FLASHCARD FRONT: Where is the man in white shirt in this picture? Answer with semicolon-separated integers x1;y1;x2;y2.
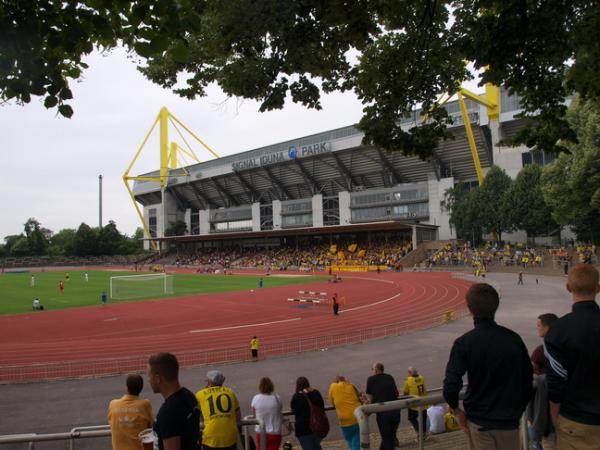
427;405;445;434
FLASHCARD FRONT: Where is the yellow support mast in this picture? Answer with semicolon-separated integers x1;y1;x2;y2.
123;107;219;252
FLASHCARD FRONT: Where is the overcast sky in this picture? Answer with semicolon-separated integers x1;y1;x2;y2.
0;48;367;239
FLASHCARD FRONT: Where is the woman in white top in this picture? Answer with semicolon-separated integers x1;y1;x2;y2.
251;377;283;450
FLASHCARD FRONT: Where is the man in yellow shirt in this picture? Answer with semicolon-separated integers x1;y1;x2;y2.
328;375;362;450
107;374;153;450
250;336;259;361
403;367;428;441
196;370;241;450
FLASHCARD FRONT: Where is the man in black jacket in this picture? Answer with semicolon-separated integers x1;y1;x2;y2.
443;283;533;449
544;264;600;449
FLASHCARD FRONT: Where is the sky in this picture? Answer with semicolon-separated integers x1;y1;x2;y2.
0;48;367;239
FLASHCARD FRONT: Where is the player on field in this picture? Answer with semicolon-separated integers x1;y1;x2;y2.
58;280;65;294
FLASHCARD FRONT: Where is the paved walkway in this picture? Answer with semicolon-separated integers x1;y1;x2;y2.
0;272;572;449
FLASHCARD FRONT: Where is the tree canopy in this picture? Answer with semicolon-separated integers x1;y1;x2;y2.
0;218;144;257
2;0;599;158
542;97;600;241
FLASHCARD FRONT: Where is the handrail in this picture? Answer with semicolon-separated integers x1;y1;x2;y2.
354;389;529;450
0;418;267;449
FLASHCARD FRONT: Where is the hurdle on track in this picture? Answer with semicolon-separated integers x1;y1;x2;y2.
287;290;329;304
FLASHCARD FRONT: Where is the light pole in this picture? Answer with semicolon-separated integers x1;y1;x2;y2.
99;174;103;228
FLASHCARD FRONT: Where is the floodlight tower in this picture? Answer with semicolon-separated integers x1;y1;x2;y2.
99;174;103;228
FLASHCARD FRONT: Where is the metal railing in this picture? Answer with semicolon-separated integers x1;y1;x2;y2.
0;304;469;383
0;419;267;450
354;389;529;450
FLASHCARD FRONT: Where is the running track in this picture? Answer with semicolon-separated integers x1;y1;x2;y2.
0;272;472;382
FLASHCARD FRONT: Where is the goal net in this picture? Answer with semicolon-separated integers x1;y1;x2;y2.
110;273;174;299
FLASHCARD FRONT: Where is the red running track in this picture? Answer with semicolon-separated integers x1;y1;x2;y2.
0;272;472;382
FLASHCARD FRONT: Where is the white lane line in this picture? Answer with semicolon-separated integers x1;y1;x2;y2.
189;317;301;333
341;292;403;313
104;317;119;322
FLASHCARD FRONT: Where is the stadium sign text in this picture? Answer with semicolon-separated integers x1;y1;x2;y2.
231;142;329;171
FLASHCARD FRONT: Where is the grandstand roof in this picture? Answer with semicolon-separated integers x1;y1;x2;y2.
155;220;437;242
133;91;527;210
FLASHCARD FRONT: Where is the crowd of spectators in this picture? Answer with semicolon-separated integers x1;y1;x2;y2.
163;240;413;272
427;241;599;272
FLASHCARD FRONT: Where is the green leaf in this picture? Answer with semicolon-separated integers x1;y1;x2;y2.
171;42;190;63
150;35;170;53
44;96;58;108
58;104;74;118
134;41;155;58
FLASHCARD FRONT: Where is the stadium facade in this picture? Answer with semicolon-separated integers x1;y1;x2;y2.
132;88;547;251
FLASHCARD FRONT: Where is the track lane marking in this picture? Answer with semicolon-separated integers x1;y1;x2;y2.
189;317;301;333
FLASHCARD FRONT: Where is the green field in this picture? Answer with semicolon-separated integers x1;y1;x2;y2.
0;270;326;315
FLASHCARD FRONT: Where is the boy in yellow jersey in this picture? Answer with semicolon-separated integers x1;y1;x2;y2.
403;367;428;441
250;336;259;361
196;370;241;450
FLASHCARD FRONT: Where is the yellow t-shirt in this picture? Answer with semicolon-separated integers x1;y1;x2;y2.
403;375;427;411
250;338;259;350
107;394;153;450
196;386;240;447
328;381;361;427
444;411;461;431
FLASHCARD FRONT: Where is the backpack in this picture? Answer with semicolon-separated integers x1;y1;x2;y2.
304;394;329;439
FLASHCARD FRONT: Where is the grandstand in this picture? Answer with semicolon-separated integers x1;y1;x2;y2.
132;88;550;255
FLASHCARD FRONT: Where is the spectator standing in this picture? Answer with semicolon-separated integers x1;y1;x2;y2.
291;376;325;450
443;283;533;450
528;313;558;450
251;377;283;450
531;314;558;376
196;370;241;450
365;362;400;450
250;336;259;361
107;374;153;450
328;375;362;450
147;352;200;450
403;367;428;440
544;264;600;449
518;272;524;285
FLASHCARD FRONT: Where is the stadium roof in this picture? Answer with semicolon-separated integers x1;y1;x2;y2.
155;220;438;243
133;91;528;210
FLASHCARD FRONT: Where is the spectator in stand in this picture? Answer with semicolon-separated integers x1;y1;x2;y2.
403;367;428;441
291;376;325;450
544;264;600;449
528;313;558;450
196;370;241;450
365;362;400;450
328;375;362;450
108;374;153;450
443;283;533;450
147;352;200;450
251;377;283;450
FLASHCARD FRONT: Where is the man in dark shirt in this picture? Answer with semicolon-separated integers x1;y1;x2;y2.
443;283;533;450
531;313;558;375
148;352;201;450
366;362;400;450
544;264;600;449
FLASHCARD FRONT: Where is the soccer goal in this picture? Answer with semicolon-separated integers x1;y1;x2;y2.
109;273;174;300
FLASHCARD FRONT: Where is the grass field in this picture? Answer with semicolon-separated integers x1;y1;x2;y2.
0;270;327;315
